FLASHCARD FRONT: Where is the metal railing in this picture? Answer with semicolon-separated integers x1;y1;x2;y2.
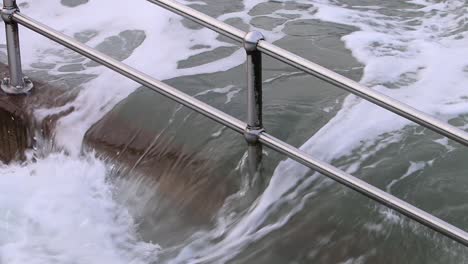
2;0;468;247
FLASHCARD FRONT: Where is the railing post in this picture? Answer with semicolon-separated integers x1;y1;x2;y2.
243;31;264;178
1;0;32;94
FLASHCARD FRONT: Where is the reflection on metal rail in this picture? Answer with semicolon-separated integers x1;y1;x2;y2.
2;0;468;247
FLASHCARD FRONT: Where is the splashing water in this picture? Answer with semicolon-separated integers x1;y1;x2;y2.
1;0;468;263
0;152;160;264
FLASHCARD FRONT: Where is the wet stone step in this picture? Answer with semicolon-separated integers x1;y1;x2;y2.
0;64;93;163
0;94;30;163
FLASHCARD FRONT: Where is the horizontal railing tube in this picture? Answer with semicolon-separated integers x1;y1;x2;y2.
146;0;468;148
257;41;468;147
259;133;468;246
11;13;245;135
147;0;245;43
11;12;468;247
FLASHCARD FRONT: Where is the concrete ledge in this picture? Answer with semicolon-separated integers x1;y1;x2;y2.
0;63;85;163
83;86;243;226
0;92;30;163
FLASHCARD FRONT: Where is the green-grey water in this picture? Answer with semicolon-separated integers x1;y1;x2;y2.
1;0;468;263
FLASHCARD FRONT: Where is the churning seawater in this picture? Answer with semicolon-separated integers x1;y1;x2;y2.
1;0;468;263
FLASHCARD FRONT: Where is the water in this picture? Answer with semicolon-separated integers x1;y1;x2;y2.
1;0;468;263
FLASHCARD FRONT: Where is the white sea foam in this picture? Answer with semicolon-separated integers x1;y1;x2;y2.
258;0;468;244
194;84;241;104
0;153;160;264
270;0;468;188
0;0;248;262
1;0;247;154
169;0;468;261
386;160;429;193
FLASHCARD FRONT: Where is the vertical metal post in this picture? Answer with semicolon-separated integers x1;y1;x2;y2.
1;0;33;94
243;31;264;179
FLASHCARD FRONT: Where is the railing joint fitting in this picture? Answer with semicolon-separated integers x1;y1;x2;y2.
1;76;33;95
243;31;264;53
1;7;18;24
244;126;265;145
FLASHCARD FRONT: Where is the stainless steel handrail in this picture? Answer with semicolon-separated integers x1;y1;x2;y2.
10;11;468;246
11;13;246;134
0;0;32;93
147;0;468;147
